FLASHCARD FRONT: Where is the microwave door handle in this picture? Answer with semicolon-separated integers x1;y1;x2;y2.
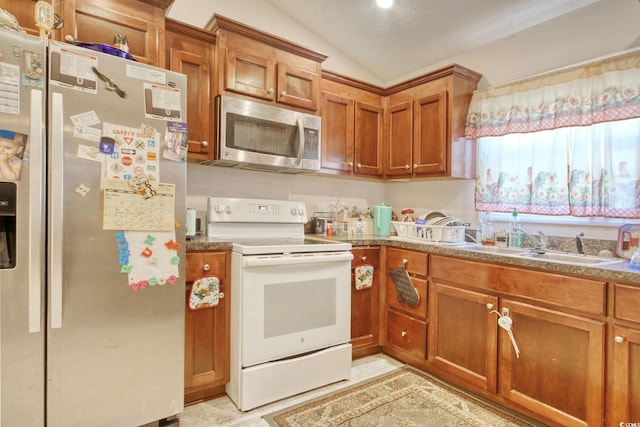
295;117;304;165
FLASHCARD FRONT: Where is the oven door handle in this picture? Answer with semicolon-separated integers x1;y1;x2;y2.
242;252;353;267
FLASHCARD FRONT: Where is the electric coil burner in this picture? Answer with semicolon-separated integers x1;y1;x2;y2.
207;198;353;411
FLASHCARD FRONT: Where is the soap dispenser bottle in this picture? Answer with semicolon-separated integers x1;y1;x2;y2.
508;209;522;248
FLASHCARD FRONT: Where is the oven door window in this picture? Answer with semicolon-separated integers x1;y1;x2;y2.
240;257;350;367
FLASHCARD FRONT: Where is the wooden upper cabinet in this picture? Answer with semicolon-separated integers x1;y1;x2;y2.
0;0;43;36
165;19;216;161
386;101;413;176
385;65;481;179
55;0;171;66
320;72;384;177
208;14;326;112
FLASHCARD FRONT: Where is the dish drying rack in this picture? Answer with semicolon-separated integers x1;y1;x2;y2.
392;216;466;243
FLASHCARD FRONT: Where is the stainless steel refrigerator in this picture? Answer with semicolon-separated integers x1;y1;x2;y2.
0;29;186;427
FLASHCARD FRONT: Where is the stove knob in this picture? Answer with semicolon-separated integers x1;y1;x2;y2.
215;205;224;214
224;205;232;214
290;207;298;215
297;207;305;215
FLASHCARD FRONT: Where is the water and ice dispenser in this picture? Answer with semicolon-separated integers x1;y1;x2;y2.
0;182;16;269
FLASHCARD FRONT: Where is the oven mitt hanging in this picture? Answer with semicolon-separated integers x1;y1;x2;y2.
388;267;420;307
189;276;221;310
354;264;374;290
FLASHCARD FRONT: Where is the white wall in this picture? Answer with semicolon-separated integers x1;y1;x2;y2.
175;0;639;241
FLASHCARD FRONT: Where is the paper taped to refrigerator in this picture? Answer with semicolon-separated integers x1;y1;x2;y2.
102;122;160;182
103;178;175;230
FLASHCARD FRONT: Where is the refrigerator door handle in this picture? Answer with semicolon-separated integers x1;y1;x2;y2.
50;92;64;329
29;89;44;333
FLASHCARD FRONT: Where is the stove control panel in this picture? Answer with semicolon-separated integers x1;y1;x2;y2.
208;197;307;224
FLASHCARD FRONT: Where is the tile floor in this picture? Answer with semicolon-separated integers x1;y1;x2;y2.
178;353;404;427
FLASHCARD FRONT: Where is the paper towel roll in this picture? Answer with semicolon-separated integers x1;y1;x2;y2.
186;208;196;238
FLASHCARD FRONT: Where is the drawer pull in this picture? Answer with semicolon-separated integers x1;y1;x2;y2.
402;258;408;265
401;330;407;337
486;303;494;310
203;263;210;271
615;335;625;344
361;256;367;262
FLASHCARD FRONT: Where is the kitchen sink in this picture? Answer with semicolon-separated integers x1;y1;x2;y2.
460;244;623;267
459;244;529;256
522;250;623;266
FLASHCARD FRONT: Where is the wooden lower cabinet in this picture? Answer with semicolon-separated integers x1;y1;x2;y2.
610;283;640;424
184;251;230;405
428;283;498;393
499;300;605;427
428;254;607;427
384;247;428;364
350;247;381;359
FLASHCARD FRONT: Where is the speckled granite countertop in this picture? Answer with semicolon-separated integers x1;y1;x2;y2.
186;234;640;284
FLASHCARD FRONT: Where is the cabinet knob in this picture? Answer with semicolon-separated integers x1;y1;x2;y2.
348;161;353;167
404;164;410;170
203;264;210;271
281;90;287;96
361;256;367;262
356;163;362;169
486;303;494;310
268;88;274;94
201;140;208;147
615;335;625;344
402;258;408;265
413;164;418;169
401;331;407;337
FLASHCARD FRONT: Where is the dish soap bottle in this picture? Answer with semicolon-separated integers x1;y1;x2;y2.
508;208;522;248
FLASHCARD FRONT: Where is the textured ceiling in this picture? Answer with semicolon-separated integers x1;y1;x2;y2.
262;0;600;82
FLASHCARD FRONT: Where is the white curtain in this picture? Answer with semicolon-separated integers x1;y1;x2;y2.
466;49;640;218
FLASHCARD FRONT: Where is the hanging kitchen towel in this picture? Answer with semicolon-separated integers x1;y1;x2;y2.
388;267;420;307
188;276;221;310
354;264;374;290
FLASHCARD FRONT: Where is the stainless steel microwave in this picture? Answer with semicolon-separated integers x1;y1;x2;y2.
204;95;321;173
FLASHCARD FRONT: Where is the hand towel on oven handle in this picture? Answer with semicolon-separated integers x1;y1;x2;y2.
388;267;420;308
188;276;223;310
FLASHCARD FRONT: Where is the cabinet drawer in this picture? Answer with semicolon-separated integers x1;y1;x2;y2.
615;283;640;324
430;255;606;316
351;247;380;268
388;247;427;276
386;309;426;360
386;276;427;319
186;252;227;283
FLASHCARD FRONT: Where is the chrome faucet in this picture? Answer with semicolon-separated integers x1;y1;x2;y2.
576;232;585;254
514;228;546;250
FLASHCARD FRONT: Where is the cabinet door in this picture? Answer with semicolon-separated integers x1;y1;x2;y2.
350;247;380;359
354;102;383;176
499;299;605;427
225;49;276;101
277;64;319;110
184;252;230;404
321;92;354;172
386;101;413;177
611;326;640;424
413;92;447;175
428;282;498;393
58;0;167;66
0;0;41;36
166;22;215;161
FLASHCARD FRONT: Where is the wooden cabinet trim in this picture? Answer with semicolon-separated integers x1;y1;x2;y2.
614;283;640;324
207;14;328;63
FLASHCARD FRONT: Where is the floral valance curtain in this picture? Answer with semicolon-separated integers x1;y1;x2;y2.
465;49;640;218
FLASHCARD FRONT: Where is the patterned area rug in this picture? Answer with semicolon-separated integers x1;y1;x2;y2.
263;366;542;427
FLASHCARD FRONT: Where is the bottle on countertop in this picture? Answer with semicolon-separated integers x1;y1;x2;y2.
479;212;495;246
508;208;522;248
